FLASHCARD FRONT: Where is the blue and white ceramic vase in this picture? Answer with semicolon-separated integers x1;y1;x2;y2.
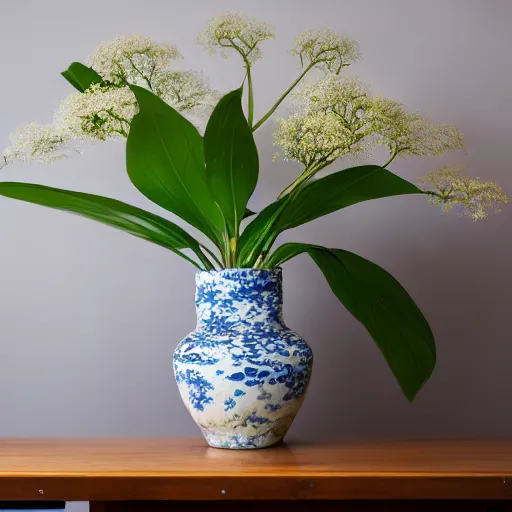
173;268;313;449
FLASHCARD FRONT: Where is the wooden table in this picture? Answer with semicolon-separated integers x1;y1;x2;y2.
1;438;512;511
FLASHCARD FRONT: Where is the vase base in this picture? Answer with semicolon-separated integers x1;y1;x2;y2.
202;429;285;450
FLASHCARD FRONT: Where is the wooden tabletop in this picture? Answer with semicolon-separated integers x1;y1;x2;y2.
1;438;512;501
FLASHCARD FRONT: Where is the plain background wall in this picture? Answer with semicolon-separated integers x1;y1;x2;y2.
1;0;511;508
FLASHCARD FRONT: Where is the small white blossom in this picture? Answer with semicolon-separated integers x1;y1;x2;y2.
291;29;360;74
87;35;181;86
197;12;275;63
55;84;137;141
1;122;68;166
420;166;508;221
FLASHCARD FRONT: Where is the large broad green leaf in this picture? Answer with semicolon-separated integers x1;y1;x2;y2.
239;165;423;267
267;242;436;401
279;165;422;229
204;88;259;238
61;62;103;92
0;182;212;269
126;85;226;247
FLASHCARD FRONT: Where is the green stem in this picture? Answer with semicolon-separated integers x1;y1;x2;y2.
251;191;300;269
382;146;407;169
278;167;315;199
252;62;314;132
250;170;318;269
221;233;231;268
277;159;330;199
127;56;153;91
244;60;254;129
382;152;397;168
229;236;238;268
107;110;131;125
425;187;454;201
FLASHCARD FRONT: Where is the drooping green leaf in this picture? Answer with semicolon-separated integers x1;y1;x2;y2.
0;182;212;269
266;242;436;401
204;88;259;238
265;241;322;267
126;85;226;247
61;62;103;92
239;165;424;267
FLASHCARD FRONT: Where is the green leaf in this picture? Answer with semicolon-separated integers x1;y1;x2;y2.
279;165;423;229
126;85;226;247
265;241;322;268
243;208;256;219
0;182;211;269
266;242;436;401
61;62;103;92
239;165;423;267
238;200;283;266
204;88;259;238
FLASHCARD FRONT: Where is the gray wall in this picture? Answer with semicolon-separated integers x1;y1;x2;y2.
1;0;511;468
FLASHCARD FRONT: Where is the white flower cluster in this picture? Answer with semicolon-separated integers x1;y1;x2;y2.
296;75;376;140
420;166;508;221
197;12;275;63
87;35;181;86
274;110;361;168
154;70;216;112
274;74;465;171
295;75;370;112
291;29;361;74
1;34;220;165
274;75;375;168
371;96;465;160
1;122;68;167
55;83;137;140
182;90;223;134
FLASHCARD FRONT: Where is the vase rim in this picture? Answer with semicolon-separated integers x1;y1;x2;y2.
197;267;282;276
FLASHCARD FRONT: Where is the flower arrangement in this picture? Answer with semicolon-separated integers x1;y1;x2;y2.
0;13;507;401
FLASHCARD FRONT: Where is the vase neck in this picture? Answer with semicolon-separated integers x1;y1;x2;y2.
195;269;283;331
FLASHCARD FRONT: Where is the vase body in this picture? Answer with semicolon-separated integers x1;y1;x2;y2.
173;268;313;449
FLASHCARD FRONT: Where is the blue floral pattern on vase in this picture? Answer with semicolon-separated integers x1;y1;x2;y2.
173;268;313;449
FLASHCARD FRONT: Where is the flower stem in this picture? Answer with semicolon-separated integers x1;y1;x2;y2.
382;149;399;169
252;63;314;132
244;60;254;129
277;162;324;199
278;170;312;199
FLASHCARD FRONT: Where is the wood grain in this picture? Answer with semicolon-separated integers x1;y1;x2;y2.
1;438;512;501
90;500;512;512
